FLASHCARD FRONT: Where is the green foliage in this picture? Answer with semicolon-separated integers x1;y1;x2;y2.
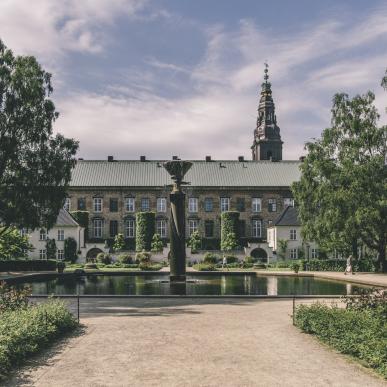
203;252;219;264
290;261;300;273
138;262;162;271
221;212;240;250
292;89;387;271
64;237;77;263
188;231;201;253
45;238;57;260
225;255;238;264
244;256;253;264
305;259;375;272
0;298;77;378
135;212;155;252
0;282;30;313
113;233;125;252
0;227;32;260
0;260;57;271
84;263;98;269
151;233;164;253
56;261;66;273
117;254;133;264
96;253;111;265
135;251;152;264
193;263;217;271
277;239;288;260
295;298;387;378
0;39;78;232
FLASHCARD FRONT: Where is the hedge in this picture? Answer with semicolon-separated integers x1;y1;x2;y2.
0;260;57;272
0;299;77;378
220;211;240;249
295;303;387;378
305;259;375;272
136;212;155;252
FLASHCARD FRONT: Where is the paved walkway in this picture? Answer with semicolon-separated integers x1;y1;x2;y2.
5;298;385;387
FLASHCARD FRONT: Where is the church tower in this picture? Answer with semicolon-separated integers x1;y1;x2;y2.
251;64;283;161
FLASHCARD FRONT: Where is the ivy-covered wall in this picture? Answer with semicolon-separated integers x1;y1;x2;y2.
136;212;155;251
221;211;240;248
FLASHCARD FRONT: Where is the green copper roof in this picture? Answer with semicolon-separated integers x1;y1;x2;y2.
69;160;301;188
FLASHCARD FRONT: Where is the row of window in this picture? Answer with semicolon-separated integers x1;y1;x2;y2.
39;229;65;241
64;197;295;213
288;248;319;259
92;219;264;239
39;249;64;260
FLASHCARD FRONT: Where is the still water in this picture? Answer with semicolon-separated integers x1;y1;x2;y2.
22;274;366;296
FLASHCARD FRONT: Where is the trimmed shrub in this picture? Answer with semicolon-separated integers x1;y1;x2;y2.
113;233;125;252
203;252;219;264
45;238;57;260
136;212;155;252
221;211;240;250
117;254;133;264
193;263;217;271
139;263;162;271
96;253;111;265
0;298;77;378
188;231;201;253
151;233;164;253
0;260;57;272
64;237;77;263
135;251;152;264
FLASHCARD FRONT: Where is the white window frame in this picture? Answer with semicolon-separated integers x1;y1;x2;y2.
188;198;198;213
39;249;47;259
156;219;167;238
57;229;64;241
64;198;71;212
157;198;167;213
252;198;262;213
125;219;135;238
290;229;297;240
125;197;135;212
93;197;103;213
57;249;64;260
39;229;47;241
284;198;294;207
252;219;262;238
311;248;319;259
290;248;298;259
268;198;277;212
141;198;150;212
93;219;103;238
220;197;230;212
188;219;198;236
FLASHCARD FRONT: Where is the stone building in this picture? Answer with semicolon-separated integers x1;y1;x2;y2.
64;67;302;260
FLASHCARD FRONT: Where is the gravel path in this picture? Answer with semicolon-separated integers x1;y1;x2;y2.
5;298;386;387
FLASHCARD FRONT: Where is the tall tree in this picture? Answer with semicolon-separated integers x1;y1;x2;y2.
292;86;387;272
0;39;78;234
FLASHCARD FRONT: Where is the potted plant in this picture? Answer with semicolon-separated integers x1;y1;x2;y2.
57;261;66;274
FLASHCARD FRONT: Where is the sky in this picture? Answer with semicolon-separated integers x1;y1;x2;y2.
1;0;386;161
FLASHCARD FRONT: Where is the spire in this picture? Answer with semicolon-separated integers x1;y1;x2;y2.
251;63;283;161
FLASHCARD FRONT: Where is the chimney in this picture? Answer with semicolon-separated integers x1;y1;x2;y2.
205;156;212;162
172;156;179;160
140;155;146;162
238;156;244;162
107;155;114;162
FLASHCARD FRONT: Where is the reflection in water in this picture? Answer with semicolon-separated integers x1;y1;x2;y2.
21;274;367;296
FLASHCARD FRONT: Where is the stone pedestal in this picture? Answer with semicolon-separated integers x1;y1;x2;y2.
169;190;186;282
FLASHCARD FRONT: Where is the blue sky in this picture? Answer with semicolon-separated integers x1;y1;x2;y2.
1;0;386;160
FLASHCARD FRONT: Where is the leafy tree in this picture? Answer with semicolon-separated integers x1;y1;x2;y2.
221;232;238;252
0;227;32;260
113;233;125;252
292;88;387;272
151;233;164;253
187;231;201;253
45;238;57;260
64;237;77;263
277;239;288;260
0;39;78;234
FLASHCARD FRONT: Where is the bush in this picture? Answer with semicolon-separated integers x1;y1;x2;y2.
244;256;254;264
64;237;77;263
295;301;387;378
0;298;77;378
84;263;98;269
0;282;30;313
135;251;152;264
225;255;238;264
45;238;57;260
0;259;57;271
96;253;111;265
118;254;133;264
274;260;292;268
203;252;219;264
193;263;217;271
188;231;201;253
151;233;164;253
135;212;155;252
291;262;300;273
113;233;125;252
139;263;162;271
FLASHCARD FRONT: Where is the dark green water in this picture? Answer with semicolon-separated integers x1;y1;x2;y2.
22;274;366;296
